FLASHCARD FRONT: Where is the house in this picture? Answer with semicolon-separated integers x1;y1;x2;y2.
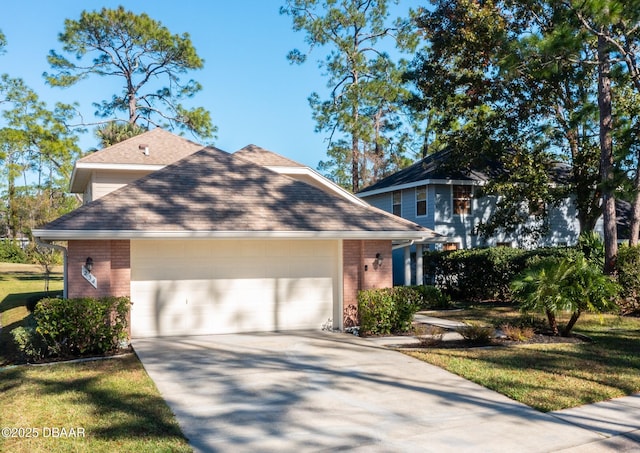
357;149;581;285
33;129;442;337
69;128;205;204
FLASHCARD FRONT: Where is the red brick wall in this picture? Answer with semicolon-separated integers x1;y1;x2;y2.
342;239;392;327
67;240;130;299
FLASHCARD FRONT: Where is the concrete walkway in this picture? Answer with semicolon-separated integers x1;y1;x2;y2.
133;331;640;452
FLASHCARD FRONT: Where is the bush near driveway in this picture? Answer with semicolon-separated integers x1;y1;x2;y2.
32;296;131;360
358;287;422;335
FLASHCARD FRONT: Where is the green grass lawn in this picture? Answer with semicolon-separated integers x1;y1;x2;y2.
408;303;640;412
0;263;191;452
0;263;63;365
0;355;191;453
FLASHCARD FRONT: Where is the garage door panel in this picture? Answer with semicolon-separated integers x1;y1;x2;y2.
131;240;339;337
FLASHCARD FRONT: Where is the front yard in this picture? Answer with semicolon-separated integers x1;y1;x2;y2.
406;303;640;412
0;264;191;452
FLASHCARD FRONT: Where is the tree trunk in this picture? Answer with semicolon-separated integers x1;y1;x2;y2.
546;309;559;336
629;168;640;246
598;33;617;274
351;100;360;193
563;309;581;337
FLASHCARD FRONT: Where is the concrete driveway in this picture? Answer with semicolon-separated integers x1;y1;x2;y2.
133;331;640;452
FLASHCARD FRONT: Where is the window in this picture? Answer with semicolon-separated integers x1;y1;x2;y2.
496;242;512;248
416;186;427;217
443;242;459;251
453;185;472;215
529;199;545;216
392;190;402;216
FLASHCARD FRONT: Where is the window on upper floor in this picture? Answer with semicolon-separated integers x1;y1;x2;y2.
416;185;427;217
453;185;472;215
393;190;402;216
443;242;459;251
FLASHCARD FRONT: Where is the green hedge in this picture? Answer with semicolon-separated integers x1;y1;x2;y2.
424;246;579;301
34;296;131;358
358;287;422;336
615;245;640;315
0;240;27;263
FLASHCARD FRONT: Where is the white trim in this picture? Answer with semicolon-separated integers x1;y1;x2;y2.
33;229;445;241
358;178;483;198
266;165;369;207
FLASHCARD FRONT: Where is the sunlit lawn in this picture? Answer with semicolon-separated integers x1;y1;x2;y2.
0;263;63;365
0;263;191;452
407;304;640;412
0;355;191;453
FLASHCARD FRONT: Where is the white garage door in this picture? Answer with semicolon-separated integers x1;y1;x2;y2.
130;239;340;337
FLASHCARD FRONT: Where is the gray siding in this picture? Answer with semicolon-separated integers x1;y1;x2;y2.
360;183;581;250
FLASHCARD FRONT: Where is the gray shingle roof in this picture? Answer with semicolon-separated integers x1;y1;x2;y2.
234;144;305;167
39;145;439;239
359;148;573;194
78;128;205;165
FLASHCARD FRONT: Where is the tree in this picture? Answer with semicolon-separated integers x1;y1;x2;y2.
281;0;417;192
511;254;619;336
95;122;147;148
45;6;215;141
0;75;79;239
404;1;600;243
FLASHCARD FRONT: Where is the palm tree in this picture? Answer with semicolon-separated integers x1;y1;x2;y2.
511;255;619;336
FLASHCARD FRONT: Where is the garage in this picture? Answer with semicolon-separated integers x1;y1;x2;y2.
130;239;341;337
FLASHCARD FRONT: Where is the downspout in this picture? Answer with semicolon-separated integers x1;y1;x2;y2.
35;238;68;299
392;240;414;251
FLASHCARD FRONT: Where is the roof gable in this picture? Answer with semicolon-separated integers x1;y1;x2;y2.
78;128;206;165
70;128;209;193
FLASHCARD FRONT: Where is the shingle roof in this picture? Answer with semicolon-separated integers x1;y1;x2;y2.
39;145;439;239
358;148;572;194
78;128;205;165
234;144;305;167
358;149;489;194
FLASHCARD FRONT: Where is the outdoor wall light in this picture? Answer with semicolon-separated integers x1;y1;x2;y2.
85;257;94;273
375;253;383;267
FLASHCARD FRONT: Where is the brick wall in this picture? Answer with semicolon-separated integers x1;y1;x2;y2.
342;239;392;327
67;240;130;299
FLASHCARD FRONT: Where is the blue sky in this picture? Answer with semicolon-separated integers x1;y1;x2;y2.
1;0;421;170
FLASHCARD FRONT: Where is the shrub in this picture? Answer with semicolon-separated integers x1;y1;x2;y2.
358;287;422;336
12;322;48;362
511;255;619;336
424;246;576;301
0;240;27;263
412;285;451;309
455;321;495;345
500;323;535;342
615;245;640;316
35;296;131;358
414;324;445;347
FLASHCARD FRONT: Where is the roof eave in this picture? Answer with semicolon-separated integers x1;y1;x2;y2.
33;229;445;242
358;179;485;198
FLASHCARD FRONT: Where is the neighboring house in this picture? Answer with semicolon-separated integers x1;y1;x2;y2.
34;129;442;338
357;149;581;285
